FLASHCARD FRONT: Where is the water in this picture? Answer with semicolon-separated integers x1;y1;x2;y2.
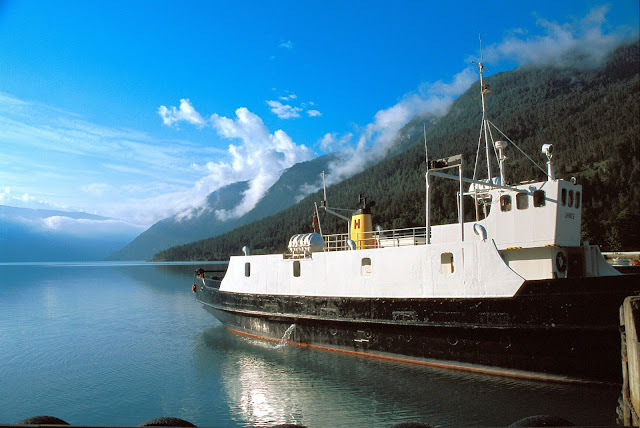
0;262;621;427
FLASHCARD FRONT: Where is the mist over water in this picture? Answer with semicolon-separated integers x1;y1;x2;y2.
0;262;620;427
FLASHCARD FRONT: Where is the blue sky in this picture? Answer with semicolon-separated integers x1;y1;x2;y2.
0;1;638;231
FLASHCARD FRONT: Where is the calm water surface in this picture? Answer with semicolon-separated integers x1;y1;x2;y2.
0;262;620;427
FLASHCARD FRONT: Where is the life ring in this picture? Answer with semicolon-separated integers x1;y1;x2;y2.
556;252;567;272
191;284;197;293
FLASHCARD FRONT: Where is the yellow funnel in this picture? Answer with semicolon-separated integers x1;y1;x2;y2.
350;194;376;249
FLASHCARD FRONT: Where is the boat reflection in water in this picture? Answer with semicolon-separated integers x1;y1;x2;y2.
197;325;620;427
223;353;306;426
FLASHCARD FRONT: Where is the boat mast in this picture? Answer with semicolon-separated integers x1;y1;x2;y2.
320;171;351;233
425;124;431;244
476;35;493;182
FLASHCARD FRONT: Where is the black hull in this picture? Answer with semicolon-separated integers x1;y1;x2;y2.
196;275;640;383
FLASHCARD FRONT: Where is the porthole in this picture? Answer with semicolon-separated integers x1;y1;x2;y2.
361;258;372;276
440;252;454;275
293;260;301;277
244;262;251;277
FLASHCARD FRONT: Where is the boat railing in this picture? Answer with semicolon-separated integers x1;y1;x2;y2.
323;227;428;251
283;249;313;259
194;266;227;286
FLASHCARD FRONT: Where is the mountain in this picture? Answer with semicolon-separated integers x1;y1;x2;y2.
151;42;640;261
107;153;338;260
0;205;143;262
106;181;249;260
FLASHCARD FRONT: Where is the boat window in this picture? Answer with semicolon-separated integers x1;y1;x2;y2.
244;262;251;277
561;188;566;206
575;191;581;209
361;258;372;276
516;192;528;210
440;252;454;275
293;260;301;277
483;201;491;217
500;195;512;212
533;190;545;207
568;190;574;207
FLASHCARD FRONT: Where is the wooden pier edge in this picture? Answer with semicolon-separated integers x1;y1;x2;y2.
619;295;640;426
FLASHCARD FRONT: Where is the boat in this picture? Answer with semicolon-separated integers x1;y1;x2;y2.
192;56;640;384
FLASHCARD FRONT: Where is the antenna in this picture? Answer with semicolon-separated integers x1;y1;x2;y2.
471;33;493;182
424;122;428;166
313;202;323;236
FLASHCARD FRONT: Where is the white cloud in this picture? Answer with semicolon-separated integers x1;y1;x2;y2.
0;206;145;239
205;107;314;218
266;100;303;119
426;67;478;97
39;216;145;238
326;67;477;183
81;183;111;196
279;40;294;50
17;192;36;203
152;103;314;222
267;96;321;119
483;6;636;68
279;94;297;101
319;132;353;152
0;187;70;211
158;98;206;127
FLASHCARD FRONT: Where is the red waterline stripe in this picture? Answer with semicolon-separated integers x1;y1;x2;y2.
225;327;601;385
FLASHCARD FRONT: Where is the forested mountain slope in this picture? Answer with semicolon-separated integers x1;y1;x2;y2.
153;42;640;261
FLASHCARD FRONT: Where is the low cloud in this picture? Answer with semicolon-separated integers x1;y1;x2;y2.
39;216;145;238
0;208;145;239
483;6;637;69
319;132;353;152
326;67;477;183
